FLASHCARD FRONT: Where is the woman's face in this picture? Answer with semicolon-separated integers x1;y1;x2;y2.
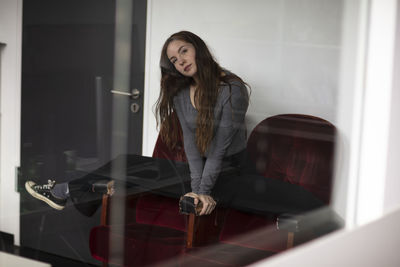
166;40;198;78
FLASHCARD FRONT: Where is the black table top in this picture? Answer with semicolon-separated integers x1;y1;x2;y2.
78;154;326;215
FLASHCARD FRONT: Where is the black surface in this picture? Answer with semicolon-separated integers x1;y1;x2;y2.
0;231;14;254
15;246;99;267
2;223;98;266
20;0;147;265
213;173;325;215
20;192;103;265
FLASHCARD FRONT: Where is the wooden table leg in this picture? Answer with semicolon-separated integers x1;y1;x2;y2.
186;213;195;248
287;232;294;248
101;194;109;226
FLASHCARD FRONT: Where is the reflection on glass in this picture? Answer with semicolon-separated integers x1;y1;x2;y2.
19;0;345;266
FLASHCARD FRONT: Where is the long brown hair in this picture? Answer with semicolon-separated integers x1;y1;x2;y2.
155;31;249;155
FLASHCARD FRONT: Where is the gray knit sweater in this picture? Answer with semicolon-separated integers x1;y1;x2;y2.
173;80;249;195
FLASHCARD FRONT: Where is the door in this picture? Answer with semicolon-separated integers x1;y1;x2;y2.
20;0;147;264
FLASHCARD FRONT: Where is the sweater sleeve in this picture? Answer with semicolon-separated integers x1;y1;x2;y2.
198;83;249;195
173;96;204;193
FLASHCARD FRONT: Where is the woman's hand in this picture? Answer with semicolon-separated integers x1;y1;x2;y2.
184;192;199;199
197;194;217;215
183;192;216;215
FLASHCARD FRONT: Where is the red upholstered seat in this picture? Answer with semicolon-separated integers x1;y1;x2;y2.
152;112;187;163
135;194;186;232
246;114;335;203
89;191;188;266
90;223;185;266
219;114;336;251
219;209;287;252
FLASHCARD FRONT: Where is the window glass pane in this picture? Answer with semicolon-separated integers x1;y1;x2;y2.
19;0;363;266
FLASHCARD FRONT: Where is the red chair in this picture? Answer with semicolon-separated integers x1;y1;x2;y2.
218;114;336;251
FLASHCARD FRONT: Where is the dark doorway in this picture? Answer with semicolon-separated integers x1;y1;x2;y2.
20;0;147;264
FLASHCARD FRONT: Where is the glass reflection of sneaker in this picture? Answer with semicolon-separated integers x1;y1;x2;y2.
25;180;67;210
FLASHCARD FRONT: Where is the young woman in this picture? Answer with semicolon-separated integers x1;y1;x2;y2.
25;31;249;216
156;31;250;215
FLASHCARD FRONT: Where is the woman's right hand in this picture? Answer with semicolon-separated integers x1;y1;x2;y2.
197;194;217;215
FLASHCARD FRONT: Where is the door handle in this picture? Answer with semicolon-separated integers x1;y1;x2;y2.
111;88;140;99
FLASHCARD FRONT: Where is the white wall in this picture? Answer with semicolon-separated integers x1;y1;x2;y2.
384;0;400;214
143;0;400;229
332;0;399;227
143;0;343;156
331;0;370;227
355;0;398;225
0;0;22;244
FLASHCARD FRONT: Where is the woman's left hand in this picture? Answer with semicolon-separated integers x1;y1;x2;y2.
197;194;217;215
